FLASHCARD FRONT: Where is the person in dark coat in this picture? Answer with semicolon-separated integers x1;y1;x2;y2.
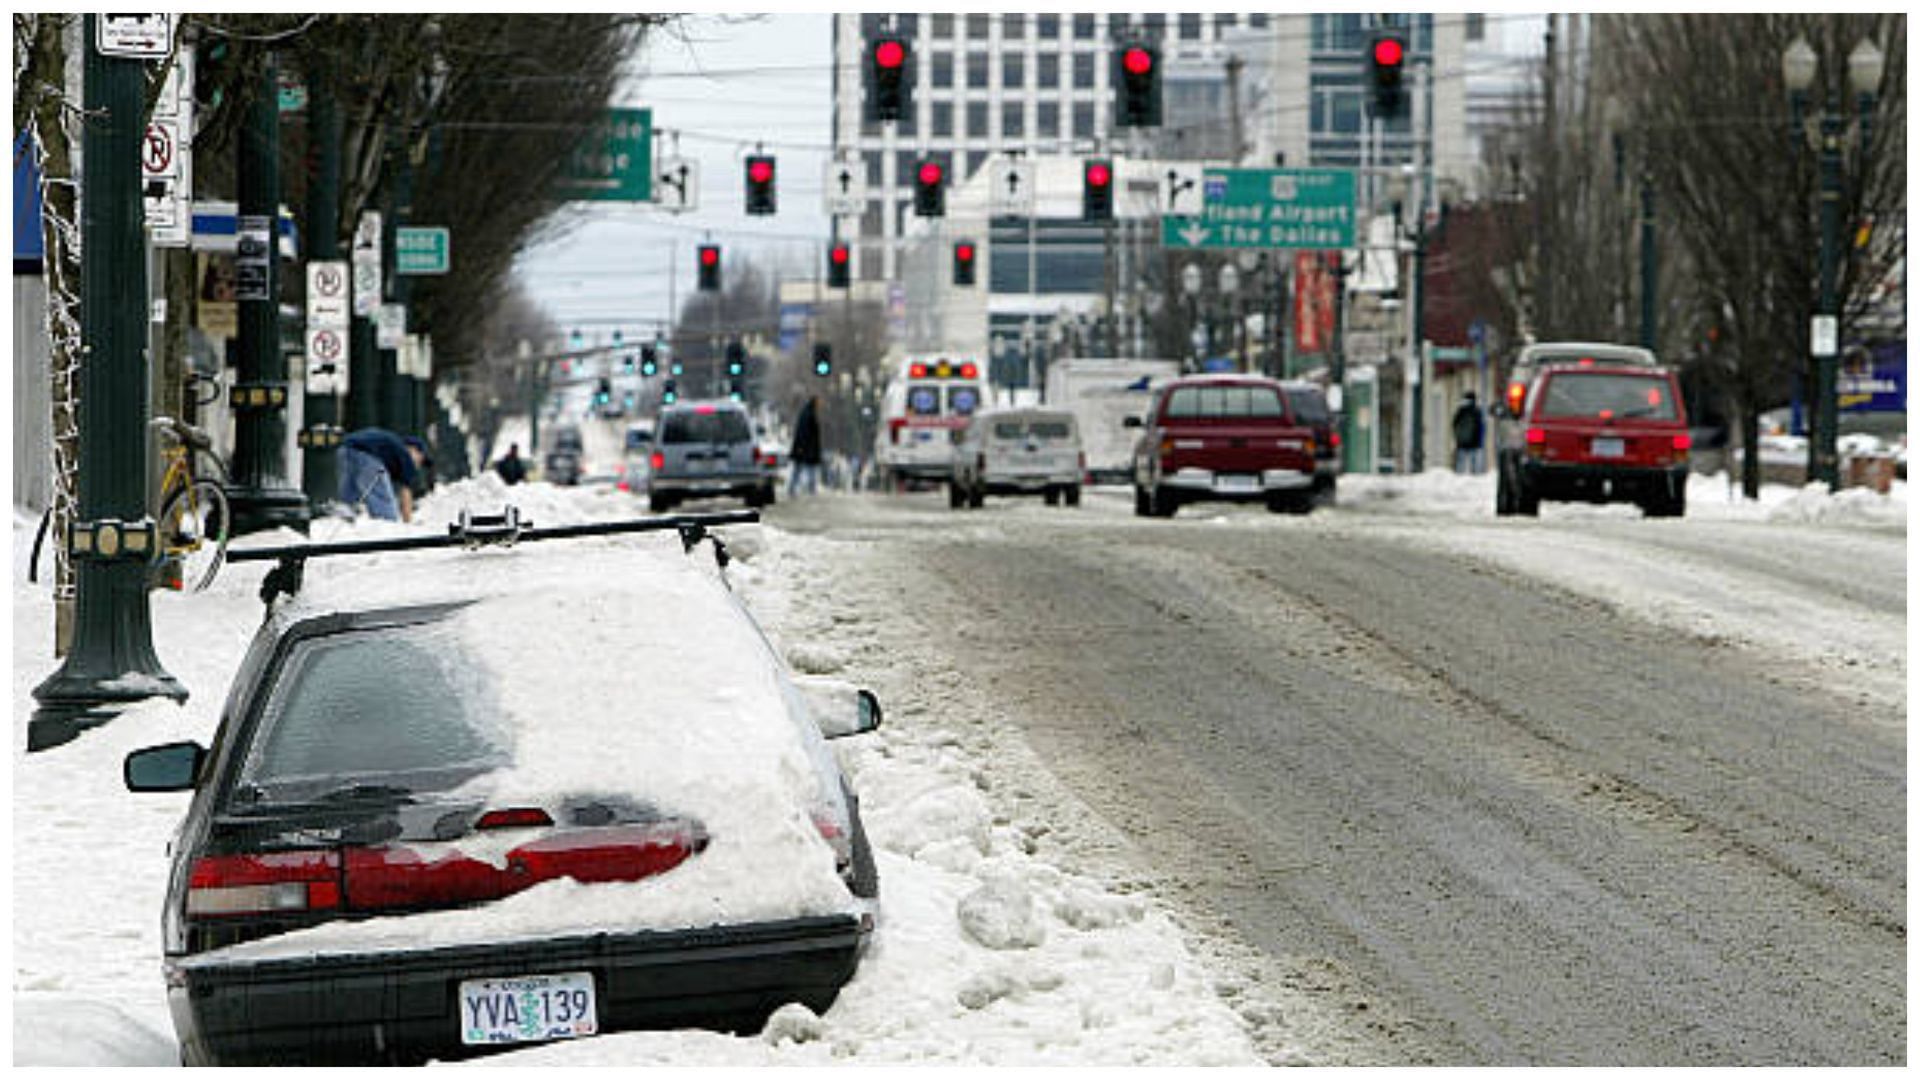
789;395;823;495
494;443;527;486
1452;392;1486;474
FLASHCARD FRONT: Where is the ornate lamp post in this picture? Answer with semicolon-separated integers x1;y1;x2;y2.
1781;34;1884;491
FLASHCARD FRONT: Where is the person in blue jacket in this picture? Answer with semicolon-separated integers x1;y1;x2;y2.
338;428;430;521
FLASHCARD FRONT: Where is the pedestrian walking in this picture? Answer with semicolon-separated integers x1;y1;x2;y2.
789;395;823;496
1452;392;1486;475
338;427;429;522
494;443;527;486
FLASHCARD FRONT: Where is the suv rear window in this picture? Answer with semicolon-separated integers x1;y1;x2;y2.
662;409;751;443
1164;385;1286;419
1538;373;1677;420
240;623;507;798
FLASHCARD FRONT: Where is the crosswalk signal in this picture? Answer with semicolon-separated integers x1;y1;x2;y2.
1114;43;1161;127
827;243;851;288
744;155;777;216
1369;32;1408;118
1083;160;1114;221
725;340;746;378
813;343;833;377
867;36;912;122
952;241;977;287
697;244;721;291
914;160;945;218
640;344;658;377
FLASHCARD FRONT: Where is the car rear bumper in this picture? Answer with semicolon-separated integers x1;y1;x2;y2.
168;914;869;1065
982;471;1079;493
1161;467;1313;498
1519;459;1685;499
651;472;766;495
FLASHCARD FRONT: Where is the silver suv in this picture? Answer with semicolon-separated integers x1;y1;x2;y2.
950;407;1084;508
649;401;775;512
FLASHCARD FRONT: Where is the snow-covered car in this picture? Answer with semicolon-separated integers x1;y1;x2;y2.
122;516;881;1065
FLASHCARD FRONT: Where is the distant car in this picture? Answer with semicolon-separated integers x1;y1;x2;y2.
1126;374;1321;517
620;423;655;494
649;401;776;512
545;427;585;486
124;529;882;1065
1279;381;1340;504
1494;357;1691;517
949;407;1084;509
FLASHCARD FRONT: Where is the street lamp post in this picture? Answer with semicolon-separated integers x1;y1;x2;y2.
1782;34;1883;492
1218;263;1242;371
1180;262;1203;372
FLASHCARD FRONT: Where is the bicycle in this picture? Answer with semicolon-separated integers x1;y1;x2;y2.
151;415;232;591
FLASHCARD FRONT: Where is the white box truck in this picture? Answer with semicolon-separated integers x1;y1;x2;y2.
1044;358;1181;484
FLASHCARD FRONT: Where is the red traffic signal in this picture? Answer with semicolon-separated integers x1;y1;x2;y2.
1122;47;1153;77
1372;36;1405;69
744;154;776;215
1115;42;1161;127
697;244;721;291
953;240;977;286
869;36;911;122
827;242;851;288
1369;32;1408;118
914;160;945;217
874;39;905;69
1083;159;1114;221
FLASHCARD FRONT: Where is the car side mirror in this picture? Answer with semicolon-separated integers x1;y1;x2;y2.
125;741;205;792
794;676;883;738
1122;415;1143;429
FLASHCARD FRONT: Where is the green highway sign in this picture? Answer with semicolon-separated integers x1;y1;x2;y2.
556;107;653;202
1162;167;1356;249
395;226;450;275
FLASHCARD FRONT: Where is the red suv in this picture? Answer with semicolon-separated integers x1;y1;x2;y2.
1495;360;1691;517
1127;375;1321;517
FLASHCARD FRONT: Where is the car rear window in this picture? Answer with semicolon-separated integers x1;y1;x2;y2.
624;428;653;450
907;384;941;417
1164;385;1286;420
1284;389;1330;425
662;409;751;443
988;418;1075;441
1538;373;1678;420
949;386;982;416
239;622;508;798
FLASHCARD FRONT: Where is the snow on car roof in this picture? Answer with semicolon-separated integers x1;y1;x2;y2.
207;535;854;961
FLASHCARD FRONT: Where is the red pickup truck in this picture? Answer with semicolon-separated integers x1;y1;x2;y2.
1126;375;1322;517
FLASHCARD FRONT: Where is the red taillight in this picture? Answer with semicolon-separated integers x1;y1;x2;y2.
650;451;664;470
616;480;630;492
1525;427;1546;445
1330;431;1341;450
186;851;342;918
1673;433;1692;451
475;807;555;831
343;824;704;911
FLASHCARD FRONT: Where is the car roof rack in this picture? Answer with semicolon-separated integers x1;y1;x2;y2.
223;507;758;608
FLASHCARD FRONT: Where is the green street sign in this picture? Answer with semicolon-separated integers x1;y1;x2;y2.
1162;167;1356;249
395;226;450;275
556;107;652;202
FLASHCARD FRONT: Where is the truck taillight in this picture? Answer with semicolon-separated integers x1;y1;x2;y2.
1525;427;1546;445
1672;433;1693;451
186;852;341;917
650;451;664;471
1159;437;1174;460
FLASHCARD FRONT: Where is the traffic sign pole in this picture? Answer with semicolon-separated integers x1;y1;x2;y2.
32;15;187;750
302;65;345;506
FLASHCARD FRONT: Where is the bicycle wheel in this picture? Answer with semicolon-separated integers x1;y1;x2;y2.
156;479;232;592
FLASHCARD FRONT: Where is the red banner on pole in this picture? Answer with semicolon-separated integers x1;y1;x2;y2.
1293;252;1335;355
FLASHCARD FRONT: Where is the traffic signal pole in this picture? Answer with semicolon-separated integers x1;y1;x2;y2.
32;17;188;750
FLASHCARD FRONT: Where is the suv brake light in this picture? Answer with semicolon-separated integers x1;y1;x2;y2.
1525;427;1546;445
650;451;664;471
1672;433;1693;451
187;851;341;917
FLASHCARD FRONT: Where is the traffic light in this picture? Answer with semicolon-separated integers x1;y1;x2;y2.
670;359;685;376
813;343;833;377
827;243;851;289
952;240;977;287
662;378;678;405
1369;31;1408;118
697;244;721;291
1083;159;1114;221
744;154;777;215
640;344;658;377
725;340;746;378
595;378;612;407
913;160;945;218
622;352;636;374
195;39;231;111
867;35;912;122
728;378;745;402
1114;42;1161;127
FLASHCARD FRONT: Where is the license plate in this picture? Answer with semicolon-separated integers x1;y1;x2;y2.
1591;437;1625;458
1218;474;1259;492
459;972;598;1046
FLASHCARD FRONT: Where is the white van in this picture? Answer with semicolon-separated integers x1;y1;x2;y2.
874;355;989;488
949;407;1084;508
